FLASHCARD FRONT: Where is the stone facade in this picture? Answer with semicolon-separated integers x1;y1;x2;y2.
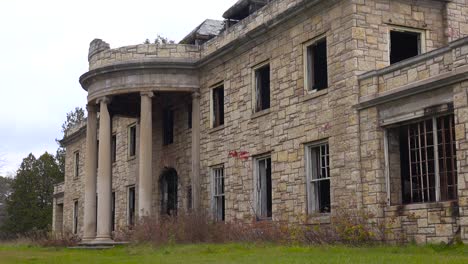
53;0;468;244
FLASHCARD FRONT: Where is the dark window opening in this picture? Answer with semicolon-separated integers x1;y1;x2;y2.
399;115;457;204
163;109;174;145
188;104;192;129
129;125;136;157
255;64;270;112
307;38;328;91
212;85;225;127
187;186;192;211
74;152;80;178
128;186;135;226
213;167;225;221
308;143;331;213
73;200;78;234
111;192;115;232
256;157;272;219
111;134;117;163
160;168;178;216
390;30;421;64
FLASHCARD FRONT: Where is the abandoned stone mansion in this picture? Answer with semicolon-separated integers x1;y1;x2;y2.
52;0;468;244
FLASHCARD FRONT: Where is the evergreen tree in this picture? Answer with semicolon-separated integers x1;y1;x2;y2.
2;153;61;234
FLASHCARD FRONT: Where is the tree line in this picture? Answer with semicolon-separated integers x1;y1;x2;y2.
0;107;84;235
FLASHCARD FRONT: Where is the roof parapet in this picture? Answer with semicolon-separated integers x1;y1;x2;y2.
88;39;110;62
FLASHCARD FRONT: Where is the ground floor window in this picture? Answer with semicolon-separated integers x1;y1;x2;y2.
386;114;457;204
306;142;331;213
254;156;272;219
212;166;225;221
111;192;115;232
128;186;135;226
160;168;178;216
73;200;78;234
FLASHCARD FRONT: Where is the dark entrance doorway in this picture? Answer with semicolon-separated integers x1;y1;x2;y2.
160;167;178;216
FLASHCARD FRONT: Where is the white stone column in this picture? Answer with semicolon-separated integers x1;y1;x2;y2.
138;92;154;217
83;104;98;241
95;97;113;242
191;92;201;210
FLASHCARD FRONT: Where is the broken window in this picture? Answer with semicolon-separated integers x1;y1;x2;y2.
212;166;225;221
128;125;136;157
74;152;80;178
305;38;328;91
212;85;225;127
163;109;174;145
255;156;272;219
306;143;331;213
387;114;457;204
73;200;78;234
254;64;270;112
390;29;423;64
160;168;178;216
111;134;117;163
111;192;115;232
187;186;192;211
128;186;135;226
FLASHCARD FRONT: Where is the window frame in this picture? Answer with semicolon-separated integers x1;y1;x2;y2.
303;36;328;92
305;140;331;214
210;83;225;128
111;134;117;163
252;61;271;113
73;200;79;234
73;151;80;178
384;113;458;205
388;25;426;65
128;124;137;158
211;165;225;221
127;185;136;226
253;155;272;220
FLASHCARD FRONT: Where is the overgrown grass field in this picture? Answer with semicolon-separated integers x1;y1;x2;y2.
0;243;467;264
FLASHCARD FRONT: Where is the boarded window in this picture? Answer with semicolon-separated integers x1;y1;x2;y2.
306;143;331;213
393;114;457;204
128;125;136;157
254;64;270;112
212;85;225;127
390;30;422;64
255;156;272;219
74;152;80;178
306;38;328;91
128;186;135;226
163;109;174;145
212;167;225;221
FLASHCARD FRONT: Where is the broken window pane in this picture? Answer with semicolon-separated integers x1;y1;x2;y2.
255;64;270;112
307;143;331;213
73;200;78;234
128;186;135;226
256;156;272;219
390;30;421;64
212;85;224;127
307;38;328;91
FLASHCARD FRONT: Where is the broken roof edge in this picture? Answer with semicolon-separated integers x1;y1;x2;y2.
179;19;225;45
222;0;269;19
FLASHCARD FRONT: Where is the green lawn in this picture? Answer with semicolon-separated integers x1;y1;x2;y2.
0;243;467;264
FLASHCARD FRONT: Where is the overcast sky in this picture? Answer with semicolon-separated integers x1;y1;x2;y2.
0;0;235;175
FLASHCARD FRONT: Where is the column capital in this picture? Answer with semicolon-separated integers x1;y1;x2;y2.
192;91;201;99
141;91;154;98
96;96;111;105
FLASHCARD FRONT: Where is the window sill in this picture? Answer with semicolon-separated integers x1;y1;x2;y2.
251;108;271;119
385;200;458;212
209;124;225;134
302;89;328;102
127;155;137;162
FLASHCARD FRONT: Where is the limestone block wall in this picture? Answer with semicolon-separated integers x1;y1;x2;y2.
89;43;201;70
199;0;360;223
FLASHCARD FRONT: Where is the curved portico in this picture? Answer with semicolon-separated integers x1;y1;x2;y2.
80;39;202;243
